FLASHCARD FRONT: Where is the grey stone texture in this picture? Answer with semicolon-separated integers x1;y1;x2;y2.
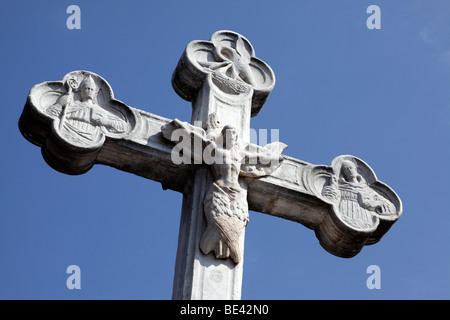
18;30;402;300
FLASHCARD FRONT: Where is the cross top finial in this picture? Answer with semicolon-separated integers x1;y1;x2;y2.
172;30;275;117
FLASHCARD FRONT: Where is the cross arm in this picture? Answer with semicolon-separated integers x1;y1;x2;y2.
95;110;194;193
19;70;402;260
101;129;402;259
99;113;328;227
245;156;327;228
17;71;330;228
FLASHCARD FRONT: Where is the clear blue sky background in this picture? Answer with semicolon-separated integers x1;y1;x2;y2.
1;0;449;300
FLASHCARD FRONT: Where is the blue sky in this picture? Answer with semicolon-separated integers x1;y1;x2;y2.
1;0;449;299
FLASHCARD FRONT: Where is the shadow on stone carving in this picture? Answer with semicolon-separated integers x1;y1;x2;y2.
19;71;136;175
306;155;402;258
162;113;287;264
172;30;275;117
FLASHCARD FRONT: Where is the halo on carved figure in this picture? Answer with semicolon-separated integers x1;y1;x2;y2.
172;30;275;117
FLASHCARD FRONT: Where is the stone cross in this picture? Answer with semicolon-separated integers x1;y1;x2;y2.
18;30;402;300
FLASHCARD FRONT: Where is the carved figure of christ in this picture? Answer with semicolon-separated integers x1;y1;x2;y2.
18;30;402;300
163;119;285;265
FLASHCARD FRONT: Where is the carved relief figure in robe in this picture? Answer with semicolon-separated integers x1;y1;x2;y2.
321;160;396;230
46;75;128;147
162;116;286;264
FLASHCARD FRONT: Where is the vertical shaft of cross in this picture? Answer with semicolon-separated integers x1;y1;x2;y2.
170;30;276;300
172;74;252;299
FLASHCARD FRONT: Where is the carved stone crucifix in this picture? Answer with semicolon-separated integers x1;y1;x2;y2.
19;30;402;300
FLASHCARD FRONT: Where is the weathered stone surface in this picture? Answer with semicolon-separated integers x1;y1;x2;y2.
172;30;275;118
19;70;137;175
307;155;402;258
18;30;403;300
162;115;286;264
168;30;280;299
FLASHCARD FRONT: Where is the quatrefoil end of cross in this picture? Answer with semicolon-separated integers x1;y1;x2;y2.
172;30;276;117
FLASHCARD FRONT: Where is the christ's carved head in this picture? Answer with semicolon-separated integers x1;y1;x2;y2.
221;125;238;149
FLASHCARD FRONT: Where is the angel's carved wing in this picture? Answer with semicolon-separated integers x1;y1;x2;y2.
161;118;209;164
240;141;287;177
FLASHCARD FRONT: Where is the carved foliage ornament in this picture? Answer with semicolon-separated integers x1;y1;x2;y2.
172;30;275;117
19;71;136;174
308;155;402;258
